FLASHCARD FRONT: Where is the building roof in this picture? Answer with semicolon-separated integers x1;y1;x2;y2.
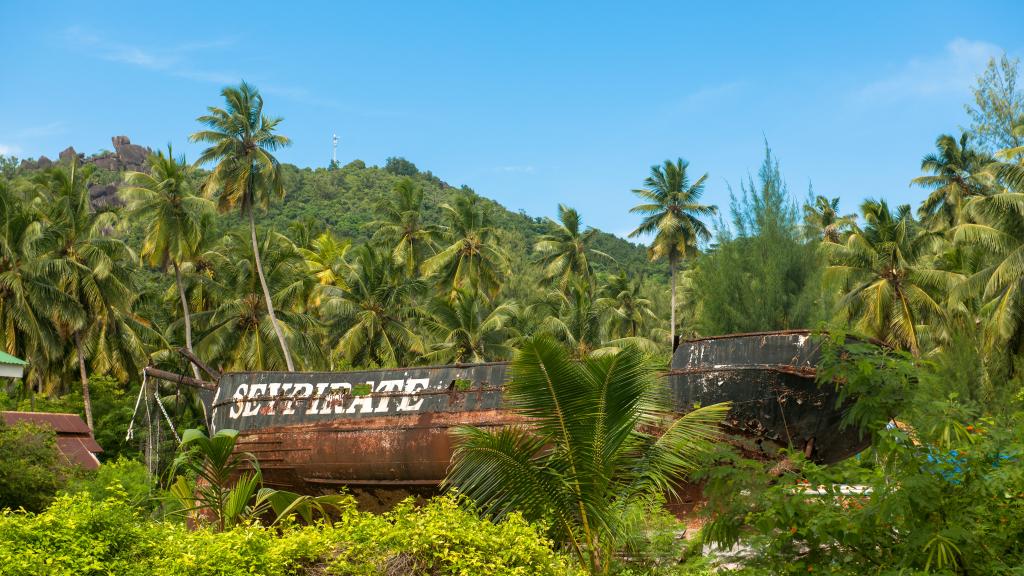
0;351;27;365
1;411;103;470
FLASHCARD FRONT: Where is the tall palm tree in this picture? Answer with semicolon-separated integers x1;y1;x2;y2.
0;180;70;402
190;81;296;371
320;245;424;368
628;159;716;349
421;288;518;364
911;133;993;229
421;193;509;300
533;204;610;291
369;177;441;277
823;199;958;355
121;147;214;379
37;160;143;429
597;271;657;339
195;231;322;372
446;337;728;574
803;195;854;243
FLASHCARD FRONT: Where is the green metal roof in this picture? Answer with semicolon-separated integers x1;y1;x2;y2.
0;351;27;366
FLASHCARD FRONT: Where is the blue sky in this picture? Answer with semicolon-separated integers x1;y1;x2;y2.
1;1;1021;238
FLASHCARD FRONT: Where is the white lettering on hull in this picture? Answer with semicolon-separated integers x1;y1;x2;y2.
227;377;443;420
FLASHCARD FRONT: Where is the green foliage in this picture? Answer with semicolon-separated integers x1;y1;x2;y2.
0;491;580;576
823;199;952;354
0;420;66;512
168;428;347;531
329;496;580;576
534;204;610;290
697;333;1024;575
691;147;827;334
384;156;419;176
66;456;153;506
628;158;717;345
0;374;141;462
446;337;728;574
608;496;692;575
966;54;1024;153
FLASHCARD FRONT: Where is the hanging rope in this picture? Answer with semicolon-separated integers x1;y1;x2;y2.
125;368;148;441
155;392;182;445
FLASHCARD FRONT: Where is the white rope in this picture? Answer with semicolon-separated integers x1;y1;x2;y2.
155;392;182;445
125;369;148;441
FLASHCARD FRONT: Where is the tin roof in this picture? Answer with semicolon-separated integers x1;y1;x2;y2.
0;351;27;365
1;411;102;470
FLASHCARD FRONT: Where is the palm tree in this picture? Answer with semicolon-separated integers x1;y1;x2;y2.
803;195;854;243
121;147;214;380
37;160;144;429
911;133;993;228
532;279;606;358
628;159;716;349
0;180;70;403
195;231;322;372
421;193;509;300
597;271;657;339
421;288;518;364
533;204;610;291
190;82;296;371
823;199;958;355
951;191;1024;353
368;177;441;277
320;245;424;368
301;232;351;308
446;337;728;574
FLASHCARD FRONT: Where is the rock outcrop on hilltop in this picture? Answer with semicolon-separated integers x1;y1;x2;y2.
17;136;153;209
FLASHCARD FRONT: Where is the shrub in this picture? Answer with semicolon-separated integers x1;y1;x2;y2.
0;420;67;511
329;495;580;576
0;488;158;576
696;335;1024;575
66;456;154;507
0;491;581;576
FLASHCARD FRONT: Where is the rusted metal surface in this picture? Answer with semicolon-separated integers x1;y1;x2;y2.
207;331;871;493
667;330;868;464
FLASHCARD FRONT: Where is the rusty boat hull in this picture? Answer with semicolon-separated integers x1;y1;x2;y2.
209;331;868;493
667;330;867;464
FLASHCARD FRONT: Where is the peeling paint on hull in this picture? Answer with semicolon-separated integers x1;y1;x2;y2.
210;331;868;493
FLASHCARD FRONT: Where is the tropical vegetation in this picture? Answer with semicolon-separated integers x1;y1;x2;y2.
1;53;1024;575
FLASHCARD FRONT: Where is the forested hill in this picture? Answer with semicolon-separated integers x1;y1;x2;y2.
10;145;657;280
267;158;657;278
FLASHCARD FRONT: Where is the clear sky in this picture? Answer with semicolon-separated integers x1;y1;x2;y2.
1;1;1021;238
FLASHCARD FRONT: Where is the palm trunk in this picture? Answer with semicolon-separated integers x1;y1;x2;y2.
669;257;677;351
173;261;203;381
249;207;295;371
75;332;93;431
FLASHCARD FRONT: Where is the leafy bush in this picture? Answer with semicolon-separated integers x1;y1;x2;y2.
330;496;580;576
0;488;158;575
696;334;1024;575
66;456;153;507
0;490;582;576
0;420;67;512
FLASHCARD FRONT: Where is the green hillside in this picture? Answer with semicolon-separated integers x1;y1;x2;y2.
266;159;659;278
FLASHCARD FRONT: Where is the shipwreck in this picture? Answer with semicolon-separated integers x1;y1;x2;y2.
143;330;868;495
